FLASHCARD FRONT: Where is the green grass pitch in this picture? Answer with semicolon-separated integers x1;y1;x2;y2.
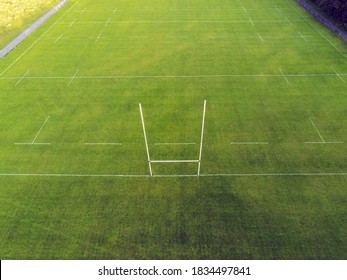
0;0;346;259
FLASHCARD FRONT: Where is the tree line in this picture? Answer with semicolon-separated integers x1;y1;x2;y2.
308;0;347;26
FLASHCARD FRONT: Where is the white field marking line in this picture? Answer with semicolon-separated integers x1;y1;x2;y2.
14;143;51;145
105;18;111;27
305;141;344;144
0;0;79;77
285;17;292;25
54;33;64;43
298;31;307;41
139;103;153;176
95;32;103;43
150;160;199;163
113;8;118;14
154;143;196;145
85;143;122;146
80;8;86;15
15;116;51;145
15;70;30;86
0;172;346;178
166;36;189;38
198;100;207;176
68;70;79;86
284;0;346;58
279;68;290;84
331;67;346;83
209;36;229;39
69;18;77;27
307;117;325;143
55;20;304;24
257;33;264;42
200;172;347;177
230;142;269;145
242;6;247;13
128;36;148;38
2;73;347;81
154;174;199;178
31;116;50;144
248;17;254;26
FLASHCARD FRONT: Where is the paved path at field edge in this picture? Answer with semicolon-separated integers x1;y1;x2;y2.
0;0;69;60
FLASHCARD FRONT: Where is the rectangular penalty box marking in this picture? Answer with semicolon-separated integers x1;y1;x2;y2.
139;100;207;176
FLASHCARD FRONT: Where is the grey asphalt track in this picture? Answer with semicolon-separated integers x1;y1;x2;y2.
0;0;69;59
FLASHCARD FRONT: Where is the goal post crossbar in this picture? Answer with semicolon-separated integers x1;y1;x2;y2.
150;159;199;163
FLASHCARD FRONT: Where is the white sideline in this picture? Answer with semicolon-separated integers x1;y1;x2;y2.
0;172;345;178
2;73;347;81
55;19;304;24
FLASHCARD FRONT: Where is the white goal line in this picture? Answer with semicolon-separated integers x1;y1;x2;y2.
2;73;346;81
0;172;345;178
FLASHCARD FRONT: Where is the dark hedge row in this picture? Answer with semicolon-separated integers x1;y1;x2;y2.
308;0;347;26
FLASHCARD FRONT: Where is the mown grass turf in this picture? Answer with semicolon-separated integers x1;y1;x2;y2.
0;0;346;259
